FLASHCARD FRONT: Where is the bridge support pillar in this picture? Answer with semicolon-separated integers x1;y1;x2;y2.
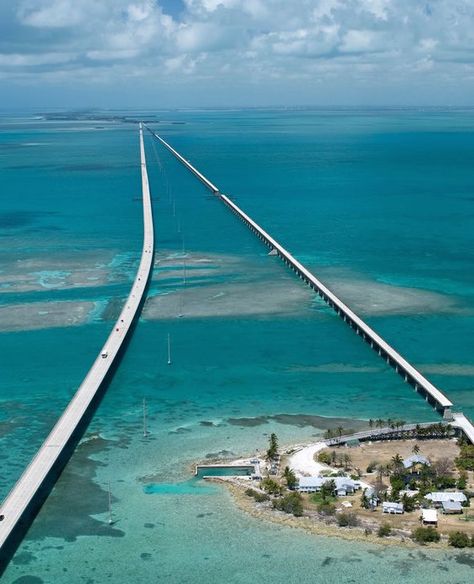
443;407;453;421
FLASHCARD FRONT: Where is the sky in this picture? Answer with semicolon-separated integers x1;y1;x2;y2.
1;0;474;109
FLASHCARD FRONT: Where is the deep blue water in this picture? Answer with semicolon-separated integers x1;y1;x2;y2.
1;109;473;582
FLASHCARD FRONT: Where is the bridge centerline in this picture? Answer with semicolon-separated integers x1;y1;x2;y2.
0;123;155;563
146;127;474;444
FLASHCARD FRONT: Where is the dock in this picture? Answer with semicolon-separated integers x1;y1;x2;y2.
0;124;154;563
147;126;474;443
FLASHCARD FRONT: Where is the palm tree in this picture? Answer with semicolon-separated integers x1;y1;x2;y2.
321;479;336;501
376;418;384;429
283;466;297;490
337;426;344;438
391;453;403;473
375;464;390;491
342;453;352;470
266;433;279;460
369;419;374;430
412;443;420;455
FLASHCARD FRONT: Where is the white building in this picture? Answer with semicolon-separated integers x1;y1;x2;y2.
403;454;430;469
297;476;360;496
382;501;404;514
425;492;467;506
442;501;463;514
421;508;438;525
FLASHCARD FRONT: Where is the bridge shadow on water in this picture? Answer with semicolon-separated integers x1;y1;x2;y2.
0;258;154;574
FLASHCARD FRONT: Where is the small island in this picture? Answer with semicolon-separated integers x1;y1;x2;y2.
198;420;474;549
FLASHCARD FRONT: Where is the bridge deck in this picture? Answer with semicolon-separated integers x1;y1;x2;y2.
0;124;154;554
145;128;474;441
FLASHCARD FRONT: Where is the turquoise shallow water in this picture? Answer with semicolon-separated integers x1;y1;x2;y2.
1;109;473;581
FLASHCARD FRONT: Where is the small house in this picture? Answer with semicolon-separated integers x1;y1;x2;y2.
442;501;463;515
297;477;324;493
382;502;404;514
363;486;379;508
335;481;355;497
425;492;467;508
421;508;438;526
297;476;359;496
403;454;430;471
399;489;419;498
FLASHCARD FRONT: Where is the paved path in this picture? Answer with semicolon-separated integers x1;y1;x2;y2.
0;123;154;559
147;127;474;444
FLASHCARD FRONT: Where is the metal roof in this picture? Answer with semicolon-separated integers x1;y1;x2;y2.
425;491;467;503
403;454;430;469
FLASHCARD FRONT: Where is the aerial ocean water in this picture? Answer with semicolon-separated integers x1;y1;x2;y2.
1;108;473;582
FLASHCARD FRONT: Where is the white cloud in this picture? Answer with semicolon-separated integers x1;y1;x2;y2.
17;0;98;28
1;0;474;104
0;51;73;66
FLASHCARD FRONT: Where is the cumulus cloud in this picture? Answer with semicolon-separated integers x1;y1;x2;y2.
1;0;474;104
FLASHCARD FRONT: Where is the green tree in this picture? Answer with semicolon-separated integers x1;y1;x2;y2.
317;501;336;516
261;477;282;495
457;470;468;490
448;531;471;548
337;426;344;438
455;444;474;471
336;512;359;527
245;488;270;503
401;493;416;513
342;453;352;470
266;433;279;460
391;453;403;472
283;466;297;490
389;475;404;499
377;523;392;537
320;479;336;501
369;419;374;429
273;492;303;517
317;451;332;465
360;490;372;510
412;444;420;455
411;527;440;544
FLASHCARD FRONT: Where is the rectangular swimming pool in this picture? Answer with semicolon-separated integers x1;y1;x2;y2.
195;465;255;478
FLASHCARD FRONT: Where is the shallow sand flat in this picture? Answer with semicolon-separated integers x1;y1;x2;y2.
0;249;132;293
151;249;263;282
316;267;464;316
0;300;95;331
143;279;314;320
417;363;474;376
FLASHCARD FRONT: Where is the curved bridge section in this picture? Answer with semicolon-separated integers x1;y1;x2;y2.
147;128;474;443
0;123;154;560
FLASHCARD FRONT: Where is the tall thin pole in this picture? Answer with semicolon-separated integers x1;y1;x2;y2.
143;397;148;437
167;333;172;365
178;289;184;319
108;482;113;525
